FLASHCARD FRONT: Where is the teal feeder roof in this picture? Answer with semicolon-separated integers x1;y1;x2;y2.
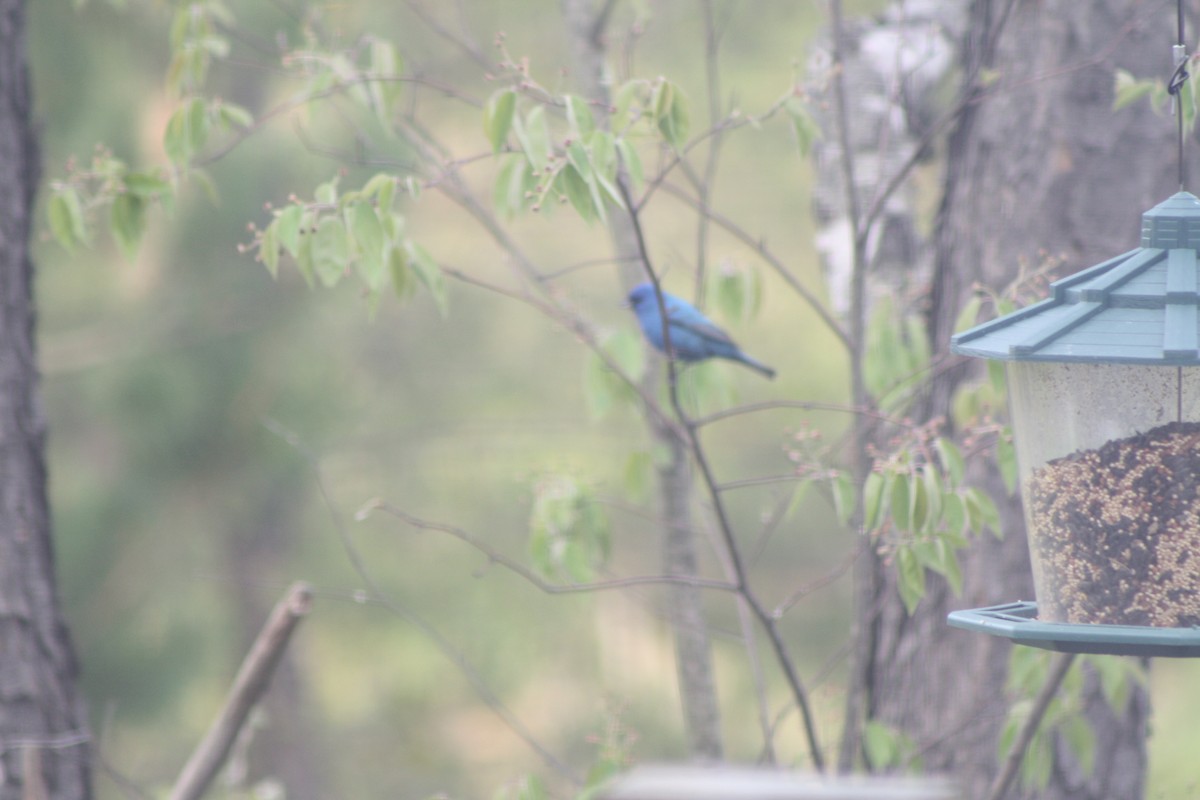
952;192;1200;365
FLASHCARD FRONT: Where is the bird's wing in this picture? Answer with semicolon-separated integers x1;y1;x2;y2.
668;307;736;346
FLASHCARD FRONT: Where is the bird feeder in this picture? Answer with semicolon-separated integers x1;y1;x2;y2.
947;192;1200;656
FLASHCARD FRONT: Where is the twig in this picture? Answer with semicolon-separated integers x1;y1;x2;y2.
655;180;850;351
986;652;1077;800
691;0;728;307
827;0;878;774
616;176;827;773
168;581;313;800
773;538;864;619
363;499;740;594
263;420;582;784
692;399;909;429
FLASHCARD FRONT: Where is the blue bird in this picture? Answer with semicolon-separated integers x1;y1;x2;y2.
626;283;776;379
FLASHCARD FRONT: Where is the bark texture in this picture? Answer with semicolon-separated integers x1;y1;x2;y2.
0;1;93;797
560;0;724;760
817;2;1165;797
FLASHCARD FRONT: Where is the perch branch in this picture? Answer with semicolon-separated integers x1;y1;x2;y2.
168;581;313;800
986;652;1076;800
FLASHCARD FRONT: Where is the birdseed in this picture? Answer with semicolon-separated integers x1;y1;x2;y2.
1027;420;1200;627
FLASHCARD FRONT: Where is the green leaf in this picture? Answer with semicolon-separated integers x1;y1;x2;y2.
565;94;595;138
362;172;396;206
934;438;965;486
275;204;303;258
484;89;517;153
1113;68;1158;111
123;170;172;200
1023;728;1052;789
896;546;924;613
615;138;644;193
404;240;447;315
186;97;211;156
348;203;388;290
583;329;644;420
588;132;625;211
163;103;192;165
557;163;596;222
1090;655;1139;712
920;466;942;533
652;79;689;150
953;295;983;334
710;267;762;325
110;192;146;260
387;244;413;300
567;139;607;223
494;153;534;217
612;79;643;129
47;187;87;250
862;470;885;531
294;216;316;288
783;478;812;521
965;487;1003;538
996;714;1020;762
987;358;1007;396
528;475;610;583
935;537;963;594
890;473;911;531
514;106;551;171
784;97;822;156
862;720;899;769
314;178;339;206
164;98;206;165
216;101;253;130
942;493;967;538
831;472;855;527
259;219;280;277
368;37;404;120
311;215;349;287
622;450;653;504
1062;714;1095;778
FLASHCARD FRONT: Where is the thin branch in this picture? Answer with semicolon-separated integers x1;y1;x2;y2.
404;0;492;71
828;0;875;774
263;419;581;784
589;0;620;46
616;176;827;773
692;399;909;429
435;264;683;440
168;581;313;800
986;652;1077;800
858;0;1019;239
773;538;864;619
656;180;850;351
362;499;740;595
691;0;729;307
715;474;805;492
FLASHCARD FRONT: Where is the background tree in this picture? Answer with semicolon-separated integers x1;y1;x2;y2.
0;0;92;797
813;1;1181;797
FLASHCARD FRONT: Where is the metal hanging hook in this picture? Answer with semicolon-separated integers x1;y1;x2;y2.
1167;0;1189;189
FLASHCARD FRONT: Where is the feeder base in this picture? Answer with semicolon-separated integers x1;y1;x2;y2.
947;601;1200;657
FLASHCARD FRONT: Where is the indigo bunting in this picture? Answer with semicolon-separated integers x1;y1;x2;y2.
627;283;776;379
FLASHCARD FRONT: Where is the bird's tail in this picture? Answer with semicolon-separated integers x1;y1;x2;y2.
735;353;776;379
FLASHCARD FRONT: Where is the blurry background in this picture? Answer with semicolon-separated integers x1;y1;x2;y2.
24;1;1200;798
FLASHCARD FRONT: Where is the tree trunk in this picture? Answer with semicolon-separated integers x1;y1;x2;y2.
0;1;93;797
560;0;724;760
867;2;1163;797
